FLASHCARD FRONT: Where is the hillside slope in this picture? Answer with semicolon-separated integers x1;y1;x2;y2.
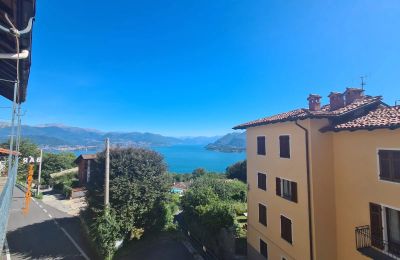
205;132;246;152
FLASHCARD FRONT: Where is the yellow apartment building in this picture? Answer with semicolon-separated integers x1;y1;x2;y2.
234;88;400;260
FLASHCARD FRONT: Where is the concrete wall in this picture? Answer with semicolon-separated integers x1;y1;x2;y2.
333;129;400;260
246;121;311;260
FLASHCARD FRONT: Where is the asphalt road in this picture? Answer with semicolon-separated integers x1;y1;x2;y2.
5;187;96;260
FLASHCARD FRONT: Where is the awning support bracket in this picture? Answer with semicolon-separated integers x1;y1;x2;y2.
0;14;34;36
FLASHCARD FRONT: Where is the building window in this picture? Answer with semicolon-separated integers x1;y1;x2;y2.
378;150;400;183
279;135;290;158
281;215;293;244
260;239;268;259
276;178;298;203
386;207;400;255
258;172;267;190
258;203;267;226
257;136;266;155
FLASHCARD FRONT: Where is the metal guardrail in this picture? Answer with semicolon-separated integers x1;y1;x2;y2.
0;162;18;251
355;225;400;259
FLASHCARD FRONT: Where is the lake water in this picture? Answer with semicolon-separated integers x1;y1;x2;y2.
71;145;246;174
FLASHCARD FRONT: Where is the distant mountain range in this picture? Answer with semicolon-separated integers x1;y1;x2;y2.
0;123;221;150
205;132;246;152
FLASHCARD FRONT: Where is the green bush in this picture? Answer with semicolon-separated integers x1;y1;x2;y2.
90;207;120;259
34;192;43;200
233;202;247;215
63;186;72;198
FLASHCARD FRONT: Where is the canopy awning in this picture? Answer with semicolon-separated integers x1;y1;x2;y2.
0;0;36;103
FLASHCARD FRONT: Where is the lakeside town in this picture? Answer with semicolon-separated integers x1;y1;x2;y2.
1;1;400;260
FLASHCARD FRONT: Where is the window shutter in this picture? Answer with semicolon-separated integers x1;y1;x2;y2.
258;204;267;226
258;173;266;190
393;151;400;180
276;177;281;196
281;215;292;244
257;136;266;155
379;150;391;179
291;182;298;203
369;203;384;249
260;239;268;258
280;135;290;158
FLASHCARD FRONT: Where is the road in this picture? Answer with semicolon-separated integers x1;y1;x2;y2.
5;187;96;260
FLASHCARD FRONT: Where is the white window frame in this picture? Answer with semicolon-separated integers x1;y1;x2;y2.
376;148;400;185
278;134;291;159
278;177;296;201
280;214;293;245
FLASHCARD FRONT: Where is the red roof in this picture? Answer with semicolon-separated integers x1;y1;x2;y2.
74;154;97;164
326;106;400;131
0;148;19;156
233;95;382;130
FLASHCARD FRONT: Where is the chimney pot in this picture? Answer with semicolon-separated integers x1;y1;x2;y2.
328;92;345;111
344;87;364;105
307;94;322;111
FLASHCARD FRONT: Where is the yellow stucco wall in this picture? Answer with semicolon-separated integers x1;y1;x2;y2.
308;119;338;260
246;117;400;260
246;121;311;260
333;129;400;260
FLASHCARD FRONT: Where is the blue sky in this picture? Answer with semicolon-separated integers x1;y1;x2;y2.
12;0;400;136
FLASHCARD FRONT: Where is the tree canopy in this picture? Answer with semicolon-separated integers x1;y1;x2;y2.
226;160;247;183
86;147;170;254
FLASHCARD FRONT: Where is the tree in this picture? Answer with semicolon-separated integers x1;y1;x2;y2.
41;152;76;184
226;160;247;183
181;176;246;235
0;138;40;176
192;168;206;178
86;147;170;243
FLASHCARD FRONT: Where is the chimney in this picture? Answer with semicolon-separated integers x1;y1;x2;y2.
328;92;345;111
344;88;364;105
307;94;322;111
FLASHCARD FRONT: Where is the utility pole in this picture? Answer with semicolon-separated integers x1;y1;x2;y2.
37;148;43;195
104;138;110;207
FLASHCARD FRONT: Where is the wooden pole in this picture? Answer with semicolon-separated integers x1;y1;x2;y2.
104;138;110;207
37;148;43;195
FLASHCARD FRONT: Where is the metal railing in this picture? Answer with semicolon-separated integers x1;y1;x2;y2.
0;161;18;251
355;225;400;259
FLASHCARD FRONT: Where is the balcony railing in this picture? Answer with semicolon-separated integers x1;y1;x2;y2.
355;225;400;260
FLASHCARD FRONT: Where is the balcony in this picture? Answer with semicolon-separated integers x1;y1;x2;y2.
355;226;400;260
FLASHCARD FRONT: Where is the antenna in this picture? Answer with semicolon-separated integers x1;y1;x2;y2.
360;76;367;90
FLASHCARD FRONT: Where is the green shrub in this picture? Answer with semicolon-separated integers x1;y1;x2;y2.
90;207;120;259
233;202;247;215
34;192;43;200
63;186;72;198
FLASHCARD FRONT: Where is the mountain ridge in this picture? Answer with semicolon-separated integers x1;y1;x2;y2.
0;123;221;149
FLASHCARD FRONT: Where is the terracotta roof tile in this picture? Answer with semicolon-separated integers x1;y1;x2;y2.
328;106;400;131
233;96;382;129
